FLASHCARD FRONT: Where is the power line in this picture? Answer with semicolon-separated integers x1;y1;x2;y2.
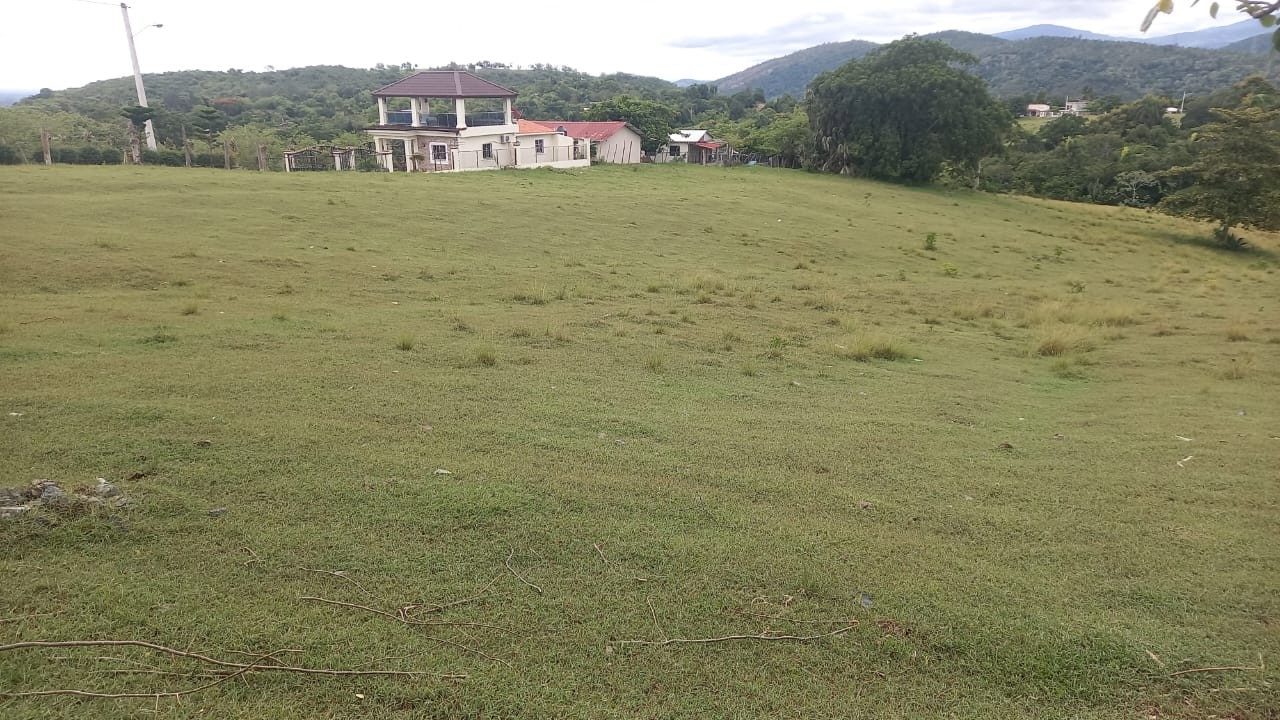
63;0;120;6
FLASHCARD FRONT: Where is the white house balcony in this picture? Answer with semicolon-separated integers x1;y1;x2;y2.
382;110;510;128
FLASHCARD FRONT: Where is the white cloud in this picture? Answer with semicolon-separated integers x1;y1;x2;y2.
0;0;1242;91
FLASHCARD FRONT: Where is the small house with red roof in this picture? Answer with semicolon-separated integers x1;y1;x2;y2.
365;71;588;172
532;121;644;163
655;129;724;164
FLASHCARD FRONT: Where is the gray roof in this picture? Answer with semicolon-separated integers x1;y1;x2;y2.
372;71;517;98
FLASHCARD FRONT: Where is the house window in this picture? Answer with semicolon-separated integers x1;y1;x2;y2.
669;145;681;156
482;143;493;160
430;143;448;162
534;139;545;154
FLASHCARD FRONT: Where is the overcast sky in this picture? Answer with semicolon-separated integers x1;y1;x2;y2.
0;0;1238;91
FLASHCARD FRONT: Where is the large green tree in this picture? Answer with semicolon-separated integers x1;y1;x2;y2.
1159;105;1280;247
806;36;1011;183
584;95;677;153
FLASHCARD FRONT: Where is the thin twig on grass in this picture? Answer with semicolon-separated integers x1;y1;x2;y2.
299;596;509;633
299;597;512;667
614;624;858;647
647;599;665;641
17;317;60;325
0;613;56;624
504;549;543;594
1170;655;1265;677
299;567;379;601
0;640;437;679
592;543;650;582
239;547;261;568
734;609;859;625
3;649;290;700
410;575;501;615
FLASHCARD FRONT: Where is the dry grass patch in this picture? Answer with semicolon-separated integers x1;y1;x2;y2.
1023;300;1139;328
1034;324;1096;357
832;333;911;362
1226;324;1250;342
954;301;1000;321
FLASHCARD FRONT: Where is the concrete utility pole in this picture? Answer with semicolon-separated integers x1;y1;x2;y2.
120;2;158;151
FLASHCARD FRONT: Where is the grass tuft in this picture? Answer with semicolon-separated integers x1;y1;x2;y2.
1226;324;1250;342
396;334;415;351
1035;324;1095;356
832;333;910;362
474;345;497;366
180;302;199;316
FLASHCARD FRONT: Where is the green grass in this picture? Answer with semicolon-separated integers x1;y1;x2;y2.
0;165;1277;719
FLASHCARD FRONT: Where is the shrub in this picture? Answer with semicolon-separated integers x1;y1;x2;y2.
924;232;937;251
1214;226;1249;252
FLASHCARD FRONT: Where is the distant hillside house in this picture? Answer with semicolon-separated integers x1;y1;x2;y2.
365;71;588;172
655;129;724;164
1063;98;1091;115
532;121;644;163
1025;103;1056;117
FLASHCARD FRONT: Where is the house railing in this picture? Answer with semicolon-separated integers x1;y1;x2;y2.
411;144;588;172
382;111;509;127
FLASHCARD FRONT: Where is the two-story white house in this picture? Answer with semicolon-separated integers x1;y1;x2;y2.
365;71;588;172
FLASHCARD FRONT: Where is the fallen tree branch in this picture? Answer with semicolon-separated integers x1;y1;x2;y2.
504;549;543;594
614;623;858;647
0;640;437;679
1171;655;1265;677
17;316;60;325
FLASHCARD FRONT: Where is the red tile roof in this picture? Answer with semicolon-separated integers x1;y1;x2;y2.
533;121;631;141
517;119;558;134
373;71;517;98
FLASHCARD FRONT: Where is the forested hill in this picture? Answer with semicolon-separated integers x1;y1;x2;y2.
716;31;1280;99
15;64;683;139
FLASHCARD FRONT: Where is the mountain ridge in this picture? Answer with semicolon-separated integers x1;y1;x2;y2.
715;30;1280;99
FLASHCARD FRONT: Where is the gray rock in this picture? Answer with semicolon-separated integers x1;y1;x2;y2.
207;507;227;517
0;488;24;505
39;484;64;502
0;506;28;518
94;478;121;498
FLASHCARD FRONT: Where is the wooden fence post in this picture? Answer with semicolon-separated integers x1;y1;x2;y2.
223;141;232;170
257;144;267;171
40;129;52;165
181;126;192;168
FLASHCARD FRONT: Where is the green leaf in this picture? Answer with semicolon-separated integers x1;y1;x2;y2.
1262;14;1278;27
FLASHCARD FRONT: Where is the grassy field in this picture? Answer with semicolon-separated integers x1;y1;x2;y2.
0;164;1276;719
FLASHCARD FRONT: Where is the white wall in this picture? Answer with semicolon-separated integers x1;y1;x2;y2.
595;126;643;164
